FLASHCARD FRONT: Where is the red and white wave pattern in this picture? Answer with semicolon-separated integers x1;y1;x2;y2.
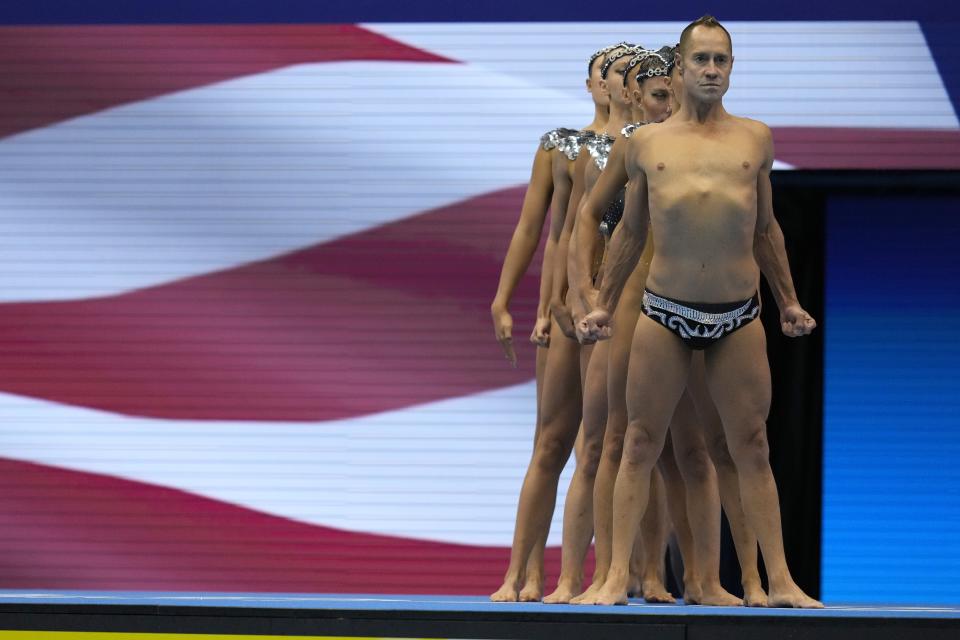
0;23;955;594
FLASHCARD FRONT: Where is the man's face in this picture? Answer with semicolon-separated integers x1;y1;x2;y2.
638;76;673;123
586;56;610;107
680;26;733;103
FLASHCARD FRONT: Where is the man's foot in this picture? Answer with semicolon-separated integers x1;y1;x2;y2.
642;577;676;604
543;578;581;604
742;582;769;607
697;583;743;607
569;580;604;604
490;576;522;602
768;581;823;608
518;576;544;602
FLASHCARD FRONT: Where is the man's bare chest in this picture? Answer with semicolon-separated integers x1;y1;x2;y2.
642;130;762;187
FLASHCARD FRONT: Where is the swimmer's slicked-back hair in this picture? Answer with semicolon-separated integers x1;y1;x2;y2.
656;44;677;72
678;15;732;55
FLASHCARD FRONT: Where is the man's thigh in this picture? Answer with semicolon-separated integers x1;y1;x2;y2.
625;314;692;430
703;320;772;428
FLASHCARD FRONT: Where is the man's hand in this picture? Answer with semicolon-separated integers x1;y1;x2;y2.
530;314;551;348
550;298;578;340
577;308;613;344
491;304;517;367
780;304;817;337
570;288;598;342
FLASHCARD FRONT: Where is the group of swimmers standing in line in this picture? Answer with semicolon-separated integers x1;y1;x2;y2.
489;15;823;608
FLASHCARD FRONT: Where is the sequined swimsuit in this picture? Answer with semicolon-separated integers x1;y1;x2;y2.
596;122;647;237
642;289;761;350
540;127;595;160
584;134;626;240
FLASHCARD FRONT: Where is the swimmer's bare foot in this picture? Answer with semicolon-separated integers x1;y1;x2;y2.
697;582;743;607
682;579;702;605
518;575;544;602
581;571;629;605
742;581;769;607
543;577;581;604
642;576;676;604
570;579;604;604
490;574;522;602
768;579;823;608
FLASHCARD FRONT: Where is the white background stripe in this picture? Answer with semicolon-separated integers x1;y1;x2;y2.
365;21;959;128
0;60;586;302
0;382;569;547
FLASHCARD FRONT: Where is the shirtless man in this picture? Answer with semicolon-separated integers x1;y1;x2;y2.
571;46;768;606
565;49;744;607
579;16;822;608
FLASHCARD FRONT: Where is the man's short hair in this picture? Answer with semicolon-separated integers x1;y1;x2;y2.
678;15;732;55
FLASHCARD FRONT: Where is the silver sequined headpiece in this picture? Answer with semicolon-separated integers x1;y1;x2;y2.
600;44;641;80
623;49;668;86
623;50;650;87
657;44;678;74
639;52;671;80
588;42;631;75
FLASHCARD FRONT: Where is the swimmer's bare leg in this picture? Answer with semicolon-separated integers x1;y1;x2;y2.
492;322;583;602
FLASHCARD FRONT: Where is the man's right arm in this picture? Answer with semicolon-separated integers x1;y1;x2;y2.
579;147;650;343
569;138;629;322
597;170;649;315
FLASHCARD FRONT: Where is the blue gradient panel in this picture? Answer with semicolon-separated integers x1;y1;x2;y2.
823;195;960;604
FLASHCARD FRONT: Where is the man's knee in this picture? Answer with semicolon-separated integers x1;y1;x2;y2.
727;419;771;473
676;444;714;485
706;430;736;471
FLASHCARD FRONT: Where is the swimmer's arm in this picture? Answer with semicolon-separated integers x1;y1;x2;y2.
570;139;629;316
547;152;585;334
492;145;554;314
552;155;584;304
753;126;800;312
597;161;648;315
491;144;554;363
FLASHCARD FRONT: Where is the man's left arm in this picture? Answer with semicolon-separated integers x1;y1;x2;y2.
754;124;817;337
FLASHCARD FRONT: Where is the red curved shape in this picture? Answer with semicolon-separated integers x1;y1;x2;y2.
0;25;454;140
0;458;584;593
0;186;545;421
772;127;960;169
